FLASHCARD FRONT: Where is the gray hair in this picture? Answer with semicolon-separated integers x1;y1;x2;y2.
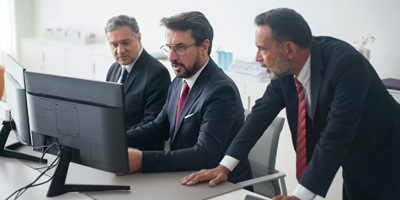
105;15;140;37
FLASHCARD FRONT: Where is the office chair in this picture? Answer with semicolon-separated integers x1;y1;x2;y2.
237;110;287;198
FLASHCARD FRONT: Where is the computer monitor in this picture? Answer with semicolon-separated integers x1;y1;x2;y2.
0;54;46;163
25;71;130;197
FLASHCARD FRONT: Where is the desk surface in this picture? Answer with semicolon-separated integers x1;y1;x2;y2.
0;157;91;200
2;133;250;200
1;100;270;200
0;155;269;200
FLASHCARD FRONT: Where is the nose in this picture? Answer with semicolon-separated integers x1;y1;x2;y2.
255;49;263;62
117;45;125;55
168;48;178;62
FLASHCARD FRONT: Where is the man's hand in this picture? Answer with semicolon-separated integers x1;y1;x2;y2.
272;195;300;200
117;148;142;176
180;164;230;187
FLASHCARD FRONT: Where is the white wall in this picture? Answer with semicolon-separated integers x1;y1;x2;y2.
15;0;400;199
29;0;400;79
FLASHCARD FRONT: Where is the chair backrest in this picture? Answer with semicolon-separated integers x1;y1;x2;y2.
244;109;285;197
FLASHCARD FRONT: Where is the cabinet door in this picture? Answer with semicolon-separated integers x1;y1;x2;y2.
65;49;93;79
42;45;65;75
233;79;247;109
92;54;115;81
246;83;268;110
20;40;43;72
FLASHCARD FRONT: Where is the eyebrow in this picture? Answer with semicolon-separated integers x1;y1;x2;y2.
110;39;132;44
256;45;266;49
167;42;186;46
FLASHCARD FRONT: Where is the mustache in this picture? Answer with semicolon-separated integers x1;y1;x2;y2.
260;63;268;68
171;60;185;67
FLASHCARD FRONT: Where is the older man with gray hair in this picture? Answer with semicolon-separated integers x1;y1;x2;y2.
105;15;171;150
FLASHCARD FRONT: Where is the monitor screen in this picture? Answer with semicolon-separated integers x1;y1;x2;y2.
4;54;31;145
25;71;130;196
1;54;46;163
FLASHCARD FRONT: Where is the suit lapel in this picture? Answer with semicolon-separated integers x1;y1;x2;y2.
170;79;182;130
310;39;325;120
110;64;122;82
123;49;149;95
172;60;214;143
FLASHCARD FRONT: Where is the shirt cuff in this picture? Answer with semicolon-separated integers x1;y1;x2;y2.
293;184;316;200
220;155;240;172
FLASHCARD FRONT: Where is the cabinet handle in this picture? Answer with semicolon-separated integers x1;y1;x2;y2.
92;63;96;74
247;96;251;110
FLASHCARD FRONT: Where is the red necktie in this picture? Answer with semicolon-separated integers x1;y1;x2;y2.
295;77;307;181
176;81;189;126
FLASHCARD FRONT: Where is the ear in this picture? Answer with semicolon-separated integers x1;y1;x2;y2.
284;42;298;60
136;33;142;44
200;39;210;56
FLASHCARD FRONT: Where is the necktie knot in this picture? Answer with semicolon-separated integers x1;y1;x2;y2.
176;81;190;126
120;68;129;83
181;81;190;95
294;77;303;90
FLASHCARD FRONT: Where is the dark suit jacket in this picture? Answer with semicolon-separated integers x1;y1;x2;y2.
126;59;252;183
226;36;400;198
106;49;170;129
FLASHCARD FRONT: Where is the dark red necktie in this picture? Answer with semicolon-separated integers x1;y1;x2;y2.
176;81;189;126
295;77;307;181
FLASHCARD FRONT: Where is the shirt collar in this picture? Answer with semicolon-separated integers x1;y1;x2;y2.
295;54;311;87
183;59;209;89
121;47;143;73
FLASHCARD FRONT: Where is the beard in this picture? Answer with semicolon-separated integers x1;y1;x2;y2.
261;53;291;80
172;53;202;79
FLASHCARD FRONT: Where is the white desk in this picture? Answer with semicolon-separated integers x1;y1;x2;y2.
1;101;271;200
1;144;271;200
1;153;270;200
0;157;91;200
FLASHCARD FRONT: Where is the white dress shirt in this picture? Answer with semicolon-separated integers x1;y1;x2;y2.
118;48;143;83
179;59;209;96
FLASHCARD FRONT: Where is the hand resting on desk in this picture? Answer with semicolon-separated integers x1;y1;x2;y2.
117;148;142;175
180;164;229;187
181;165;300;200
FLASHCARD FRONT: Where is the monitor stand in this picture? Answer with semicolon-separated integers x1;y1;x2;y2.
0;120;47;163
47;147;131;197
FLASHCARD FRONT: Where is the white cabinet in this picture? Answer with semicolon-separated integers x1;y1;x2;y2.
21;39;66;75
91;54;116;81
246;82;268;109
229;75;269;110
20;38;271;112
42;45;66;76
65;49;94;79
20;38;114;81
20;40;43;72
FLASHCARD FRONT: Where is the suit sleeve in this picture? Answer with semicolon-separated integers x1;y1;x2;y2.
126;82;173;147
225;79;285;161
105;63;118;82
141;83;243;172
132;66;171;128
301;55;370;196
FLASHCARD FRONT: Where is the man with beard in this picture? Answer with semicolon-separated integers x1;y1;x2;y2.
181;8;400;200
105;15;170;150
121;11;251;184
